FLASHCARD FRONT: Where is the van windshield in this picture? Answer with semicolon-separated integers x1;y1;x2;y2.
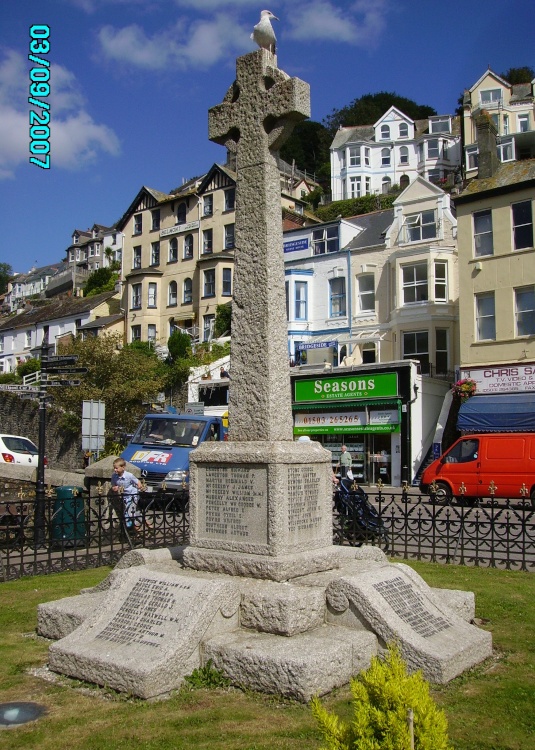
131;418;206;448
444;438;479;463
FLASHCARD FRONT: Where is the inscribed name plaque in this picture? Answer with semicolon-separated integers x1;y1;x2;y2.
48;567;240;698
373;577;452;638
287;465;323;543
198;465;268;544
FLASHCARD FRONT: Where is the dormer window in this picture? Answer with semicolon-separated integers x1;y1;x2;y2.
430;116;451;133
399;123;408;138
380;124;390;140
404;210;437;242
176;203;187;224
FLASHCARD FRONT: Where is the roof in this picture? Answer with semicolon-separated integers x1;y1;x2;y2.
330;116;459;149
0;291;118;332
78;313;124;330
455;159;535;203
343;209;394;251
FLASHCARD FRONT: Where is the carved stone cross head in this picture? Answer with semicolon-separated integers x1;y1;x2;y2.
209;49;310;168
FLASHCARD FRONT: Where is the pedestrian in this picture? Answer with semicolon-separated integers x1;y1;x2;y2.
336;444;352;478
220;366;230;378
111;458;142;532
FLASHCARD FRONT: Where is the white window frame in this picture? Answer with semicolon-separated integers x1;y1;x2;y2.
224;223;235;249
357;274;375;312
203;269;215;298
473;209;493;257
402;262;428;304
313;226;339;255
168;281;177;306
518;114;529;133
151;209;160;231
427;139;439;159
131;283;142;309
380;124;390;140
203;194;213;216
224;188;235;211
222;268;232;297
183;278;192;304
294;280;308;320
434;261;447;302
466;146;478;170
133;214;142;235
515;286;535;337
399;146;409;165
184;234;194;259
329;277;346;318
475;292;496;341
147;324;156;344
498;139;514;162
150;241;160;266
480;88;502;106
404;210;437;242
176;203;187;224
430;117;451;133
364;147;370;166
435;329;449;374
349;146;360;166
169;237;178;262
147;282;157;308
131;325;141;342
203;314;215;342
349;177;361;198
381;147;391;166
399;122;408;138
402;330;429;369
133;246;141;269
202;228;213;254
512;200;534;251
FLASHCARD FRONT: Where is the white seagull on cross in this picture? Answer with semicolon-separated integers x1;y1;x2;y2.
251;9;279;55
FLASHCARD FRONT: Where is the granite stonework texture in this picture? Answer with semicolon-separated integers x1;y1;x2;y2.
39;545;492;699
38;49;492;701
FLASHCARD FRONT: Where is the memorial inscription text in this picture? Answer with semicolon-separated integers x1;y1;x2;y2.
201;465;268;541
287;466;323;536
374;576;452;638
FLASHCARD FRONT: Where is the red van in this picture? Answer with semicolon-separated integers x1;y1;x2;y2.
420;433;535;504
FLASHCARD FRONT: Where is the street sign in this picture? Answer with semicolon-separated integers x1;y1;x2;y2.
46;379;81;387
43;356;79;366
0;384;38;392
185;401;205;415
41;367;88;375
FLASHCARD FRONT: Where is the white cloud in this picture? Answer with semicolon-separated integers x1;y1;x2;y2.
285;0;389;45
0;50;120;179
98;14;249;70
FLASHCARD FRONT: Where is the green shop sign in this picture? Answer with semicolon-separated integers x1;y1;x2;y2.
294;372;398;403
293;423;400;436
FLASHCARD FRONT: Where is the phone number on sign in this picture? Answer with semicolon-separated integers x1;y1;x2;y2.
28;25;51;170
298;414;364;426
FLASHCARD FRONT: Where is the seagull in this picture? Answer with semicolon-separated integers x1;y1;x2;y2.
251;10;279;54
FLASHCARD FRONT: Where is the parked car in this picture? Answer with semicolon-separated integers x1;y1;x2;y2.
0;434;44;466
420;433;535;505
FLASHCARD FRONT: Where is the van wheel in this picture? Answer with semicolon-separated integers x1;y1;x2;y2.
433;481;452;504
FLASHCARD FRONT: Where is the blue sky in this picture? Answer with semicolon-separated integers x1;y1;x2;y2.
1;0;534;274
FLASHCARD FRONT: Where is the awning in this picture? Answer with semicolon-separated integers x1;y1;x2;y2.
457;393;535;432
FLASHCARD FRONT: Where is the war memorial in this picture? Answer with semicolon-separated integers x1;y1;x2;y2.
37;42;492;701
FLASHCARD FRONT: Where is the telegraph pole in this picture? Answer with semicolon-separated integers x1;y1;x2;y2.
34;334;49;546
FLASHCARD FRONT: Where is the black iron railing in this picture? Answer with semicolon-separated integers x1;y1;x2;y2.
1;488;534;580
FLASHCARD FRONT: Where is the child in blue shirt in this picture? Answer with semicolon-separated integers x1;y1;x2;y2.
111;458;142;531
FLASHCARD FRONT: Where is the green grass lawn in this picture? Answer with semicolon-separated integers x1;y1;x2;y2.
0;560;533;750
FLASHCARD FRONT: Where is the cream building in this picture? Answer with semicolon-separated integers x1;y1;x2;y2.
117;160;318;349
462;69;535;178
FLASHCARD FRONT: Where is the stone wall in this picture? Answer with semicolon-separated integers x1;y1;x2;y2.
0;393;82;471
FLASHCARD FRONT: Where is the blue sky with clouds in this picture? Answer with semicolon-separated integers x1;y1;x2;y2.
1;0;533;273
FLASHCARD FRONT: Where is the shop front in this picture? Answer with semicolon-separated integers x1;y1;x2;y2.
291;370;407;486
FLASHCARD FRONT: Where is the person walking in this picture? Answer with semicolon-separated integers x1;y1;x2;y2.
111;458;142;532
336;445;353;479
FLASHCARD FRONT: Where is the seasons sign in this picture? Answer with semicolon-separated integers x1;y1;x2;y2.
295;373;398;403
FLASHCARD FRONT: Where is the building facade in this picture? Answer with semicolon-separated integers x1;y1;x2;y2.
330;106;461;201
462;69;535;179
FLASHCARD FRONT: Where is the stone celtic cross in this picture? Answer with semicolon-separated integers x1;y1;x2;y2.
209;50;310;442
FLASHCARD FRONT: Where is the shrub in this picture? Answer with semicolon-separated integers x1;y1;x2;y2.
311;644;453;750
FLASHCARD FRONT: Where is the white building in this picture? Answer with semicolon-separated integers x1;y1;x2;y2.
330;106;461;201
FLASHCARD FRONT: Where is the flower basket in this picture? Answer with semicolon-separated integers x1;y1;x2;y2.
451;378;477;401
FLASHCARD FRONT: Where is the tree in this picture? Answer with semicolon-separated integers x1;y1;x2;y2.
0;262;13;295
214;302;231;339
280;120;332;185
49;334;167;435
499;66;534;85
16;358;41;378
168;329;192;362
323;92;437;135
83;267;119;297
312;644;453;750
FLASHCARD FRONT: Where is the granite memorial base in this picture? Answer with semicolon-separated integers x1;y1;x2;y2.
39;546;492;699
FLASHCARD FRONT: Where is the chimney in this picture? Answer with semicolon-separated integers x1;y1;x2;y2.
475;111;499;179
